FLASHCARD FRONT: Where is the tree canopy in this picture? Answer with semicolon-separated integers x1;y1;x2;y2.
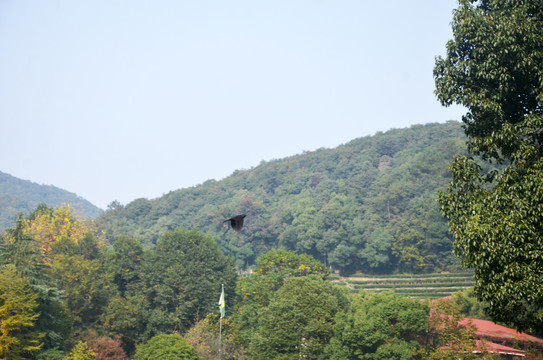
248;276;348;360
0;265;44;359
435;0;543;164
134;334;200;360
97;122;469;275
435;0;543;332
2;204;538;358
326;291;429;360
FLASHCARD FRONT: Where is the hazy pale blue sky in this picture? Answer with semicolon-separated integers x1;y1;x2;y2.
0;1;465;209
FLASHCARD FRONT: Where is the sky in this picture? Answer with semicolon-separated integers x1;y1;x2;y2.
0;1;466;210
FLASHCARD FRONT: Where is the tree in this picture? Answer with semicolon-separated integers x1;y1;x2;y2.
102;295;147;355
450;288;490;320
138;229;237;335
326;291;429;360
1;213;45;280
435;0;543;332
50;253;113;328
248;276;348;360
86;332;127;360
0;265;44;359
424;299;482;360
252;249;328;279
184;314;245;360
65;341;97;360
26;205;94;260
234;250;329;346
1;212;71;353
435;0;543;164
36;348;66;360
134;333;200;360
107;236;143;296
95;122;466;274
357;228;393;272
32;285;71;352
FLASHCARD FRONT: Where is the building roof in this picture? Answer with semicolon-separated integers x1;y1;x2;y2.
474;340;525;357
460;318;543;347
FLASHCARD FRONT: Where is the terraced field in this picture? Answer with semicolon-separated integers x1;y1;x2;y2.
330;272;474;299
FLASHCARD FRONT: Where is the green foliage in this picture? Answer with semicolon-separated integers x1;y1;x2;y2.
138;229;238;335
0;171;103;232
1;213;71;352
0;265;44;359
107;236;143;296
65;341;96;360
424;299;481;360
101;236;145;353
326;291;429;360
247;276;349;360
35;347;66;360
32;284;71;352
102;229;238;355
434;0;543;164
51;252;113;328
96;122;469;274
134;333;200;360
450;288;490;320
358;229;393;271
234;250;330;346
254;249;328;278
102;295;146;355
435;0;543;332
439;156;543;331
184;314;244;360
0;213;45;281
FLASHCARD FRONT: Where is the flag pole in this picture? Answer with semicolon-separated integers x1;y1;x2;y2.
219;314;222;360
219;283;224;360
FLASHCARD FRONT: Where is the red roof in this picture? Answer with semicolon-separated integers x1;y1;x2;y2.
475;340;525;356
460;318;543;347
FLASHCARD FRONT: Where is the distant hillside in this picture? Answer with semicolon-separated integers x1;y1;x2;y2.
97;121;476;274
0;171;103;231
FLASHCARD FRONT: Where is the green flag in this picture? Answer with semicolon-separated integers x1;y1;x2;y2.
218;285;225;318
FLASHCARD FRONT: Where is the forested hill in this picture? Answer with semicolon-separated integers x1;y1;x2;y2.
0;171;103;231
97;121;469;274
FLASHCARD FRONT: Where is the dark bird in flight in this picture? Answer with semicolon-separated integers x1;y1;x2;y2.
223;214;247;232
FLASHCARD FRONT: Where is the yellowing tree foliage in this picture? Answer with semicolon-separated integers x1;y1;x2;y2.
0;265;44;359
64;341;96;360
25;205;95;260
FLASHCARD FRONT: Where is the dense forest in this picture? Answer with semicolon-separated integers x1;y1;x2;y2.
1;121;540;359
3;0;543;355
0;171;103;231
97;121;475;274
3;205;530;359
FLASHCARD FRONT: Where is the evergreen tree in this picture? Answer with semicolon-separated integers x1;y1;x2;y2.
0;265;44;359
1;212;70;352
1;214;44;280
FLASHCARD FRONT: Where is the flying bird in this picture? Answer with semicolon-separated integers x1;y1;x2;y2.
223;214;247;233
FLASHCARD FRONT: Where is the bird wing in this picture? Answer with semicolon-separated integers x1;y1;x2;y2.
232;216;244;231
223;215;245;232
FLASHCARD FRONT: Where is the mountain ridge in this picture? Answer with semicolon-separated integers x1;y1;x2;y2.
96;121;471;274
0;171;103;231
